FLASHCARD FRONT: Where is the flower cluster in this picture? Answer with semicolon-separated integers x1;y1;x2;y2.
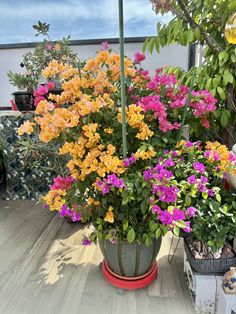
96;174;126;195
59;204;82;222
50;175;74;190
18;120;35;136
205;141;236;174
33;81;55;107
7;21;78;92
18;47;220;246
154;140;236;250
138;69;217;131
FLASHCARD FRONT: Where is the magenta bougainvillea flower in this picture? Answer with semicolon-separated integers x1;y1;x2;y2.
193;162;206;174
133;52;146;64
51;175;74;190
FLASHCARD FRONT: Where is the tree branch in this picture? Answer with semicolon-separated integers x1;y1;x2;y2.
177;0;222;53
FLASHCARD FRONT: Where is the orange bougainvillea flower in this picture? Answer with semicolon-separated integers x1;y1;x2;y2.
18;120;35;135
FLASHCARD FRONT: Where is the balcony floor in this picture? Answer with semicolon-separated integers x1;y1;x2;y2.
0;199;196;314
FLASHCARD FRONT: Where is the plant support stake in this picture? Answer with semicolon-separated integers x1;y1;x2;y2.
177;67;197;142
118;0;127;158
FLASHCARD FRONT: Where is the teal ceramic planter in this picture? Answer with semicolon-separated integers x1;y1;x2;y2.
98;237;162;277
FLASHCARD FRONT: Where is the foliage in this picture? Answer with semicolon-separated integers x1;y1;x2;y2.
7;21;78;92
18;47;218;246
16;118;67;196
145;0;236;146
151;140;236;251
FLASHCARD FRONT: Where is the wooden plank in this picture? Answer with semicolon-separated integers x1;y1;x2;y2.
0;200;196;314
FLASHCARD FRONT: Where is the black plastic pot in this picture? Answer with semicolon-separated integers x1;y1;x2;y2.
184;238;236;274
12;91;35;111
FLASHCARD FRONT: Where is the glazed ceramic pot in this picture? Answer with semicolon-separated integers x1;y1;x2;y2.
12;91;35;111
98;237;162;277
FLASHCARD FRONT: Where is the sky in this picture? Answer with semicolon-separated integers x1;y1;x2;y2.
0;0;171;44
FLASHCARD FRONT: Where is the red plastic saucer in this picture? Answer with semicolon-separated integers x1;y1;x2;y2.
102;260;158;290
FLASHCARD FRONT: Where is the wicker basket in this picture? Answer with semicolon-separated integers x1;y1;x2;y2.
184;238;236;274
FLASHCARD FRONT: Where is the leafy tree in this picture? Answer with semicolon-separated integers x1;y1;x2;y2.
145;0;236;146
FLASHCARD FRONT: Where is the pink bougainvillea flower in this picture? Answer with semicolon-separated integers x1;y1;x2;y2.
71;211;82;222
82;237;92;246
123;155;136;167
193;162;206;174
34;95;45;107
164;158;175;167
188;175;197;185
172;208;185;221
47;81;55;90
158;210;173;225
186;206;197;218
208;189;215;197
101;41;110;51
34;85;48;97
59;204;72;217
45;43;53;51
152;204;162;214
51;175;75;190
200;175;208;184
197;183;207;192
149;197;155;204
134;52;146;64
101;184;110;195
183;221;191;233
204;150;211;158
143;169;154;181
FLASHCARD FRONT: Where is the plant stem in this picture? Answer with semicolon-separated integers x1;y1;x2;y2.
177;0;222;53
118;0;127;158
177;67;196;143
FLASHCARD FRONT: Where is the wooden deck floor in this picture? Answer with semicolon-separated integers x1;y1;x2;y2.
0;199;197;314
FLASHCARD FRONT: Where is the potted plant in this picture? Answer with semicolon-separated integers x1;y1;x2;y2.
7;21;78;111
18;47;218;279
150;140;236;273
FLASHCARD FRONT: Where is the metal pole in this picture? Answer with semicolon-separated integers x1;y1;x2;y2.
118;0;127;158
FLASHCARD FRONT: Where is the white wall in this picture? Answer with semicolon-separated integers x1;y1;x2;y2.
0;42;188;107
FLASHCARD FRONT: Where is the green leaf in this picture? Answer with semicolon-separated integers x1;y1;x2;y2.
185;195;191;206
175;220;186;228
173;227;180;237
207;240;214;247
218;51;229;62
145;237;152;247
220;110;230;127
123;220;129;231
220;205;228;214
194;27;201;40
148;37;156;54
155;228;161;238
202;192;208;199
143;38;149;52
141;200;147;215
217;87;226;100
229;0;236;11
97;231;103;240
150;222;159;232
127;228;135;243
215;194;221;203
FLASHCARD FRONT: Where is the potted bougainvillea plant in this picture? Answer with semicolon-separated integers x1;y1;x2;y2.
18;45;221;278
8;21;78;111
144;140;236;273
